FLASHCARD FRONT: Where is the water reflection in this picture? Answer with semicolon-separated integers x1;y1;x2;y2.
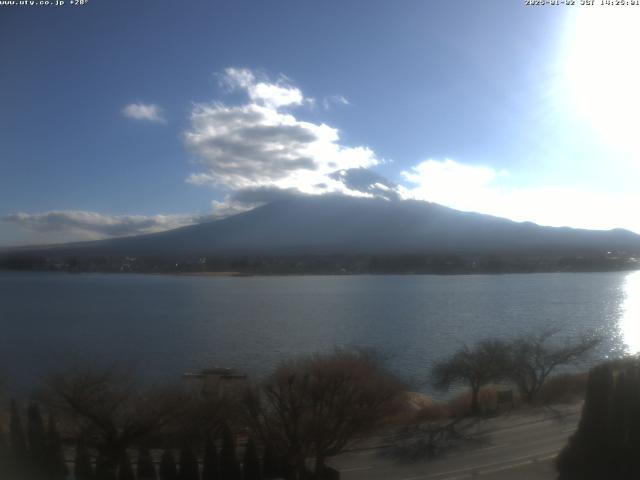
621;270;640;353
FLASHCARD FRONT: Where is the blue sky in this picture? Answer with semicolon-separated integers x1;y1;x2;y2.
2;0;639;246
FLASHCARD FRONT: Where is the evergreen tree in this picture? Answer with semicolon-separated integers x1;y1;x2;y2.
262;443;282;478
608;370;631;478
628;366;640;475
10;399;27;464
201;434;219;480
159;449;178;480
0;423;10;479
557;363;611;479
117;451;135;480
220;424;241;480
136;448;157;480
261;443;280;479
74;442;94;480
95;453;118;480
27;402;48;475
178;444;199;480
243;437;261;480
47;412;69;480
557;359;640;479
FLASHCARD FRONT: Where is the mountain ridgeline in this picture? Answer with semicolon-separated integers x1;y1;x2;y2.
3;196;640;274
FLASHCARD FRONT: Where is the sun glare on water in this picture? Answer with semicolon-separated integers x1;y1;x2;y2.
564;7;640;155
621;270;640;354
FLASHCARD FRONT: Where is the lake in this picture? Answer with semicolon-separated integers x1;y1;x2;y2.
1;270;639;392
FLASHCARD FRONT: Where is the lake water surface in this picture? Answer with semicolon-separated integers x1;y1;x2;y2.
1;271;639;391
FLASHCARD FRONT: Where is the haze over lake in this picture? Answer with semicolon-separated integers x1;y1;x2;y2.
1;270;638;392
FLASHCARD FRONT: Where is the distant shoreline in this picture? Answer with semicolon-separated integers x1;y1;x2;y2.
2;250;639;277
1;266;639;278
172;271;254;277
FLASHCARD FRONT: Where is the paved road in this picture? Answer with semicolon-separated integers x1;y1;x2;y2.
329;404;581;480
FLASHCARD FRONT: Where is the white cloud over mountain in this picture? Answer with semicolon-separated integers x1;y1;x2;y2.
400;159;504;211
185;68;382;215
401;158;638;233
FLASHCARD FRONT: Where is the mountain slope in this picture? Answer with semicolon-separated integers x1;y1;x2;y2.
10;196;640;258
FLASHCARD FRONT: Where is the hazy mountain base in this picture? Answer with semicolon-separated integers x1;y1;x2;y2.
1;252;638;275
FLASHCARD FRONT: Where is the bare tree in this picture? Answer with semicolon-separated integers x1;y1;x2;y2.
44;366;186;477
161;389;233;448
431;339;510;415
506;329;600;403
244;349;403;479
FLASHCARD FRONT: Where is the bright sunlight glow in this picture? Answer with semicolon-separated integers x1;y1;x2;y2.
564;8;640;156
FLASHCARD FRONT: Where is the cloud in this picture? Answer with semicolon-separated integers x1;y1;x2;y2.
330;168;400;201
400;159;503;211
221;68;305;108
209;187;307;218
3;211;205;240
400;158;639;233
323;94;350;110
185;68;381;204
185;103;320;188
231;186;307;205
121;103;166;123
